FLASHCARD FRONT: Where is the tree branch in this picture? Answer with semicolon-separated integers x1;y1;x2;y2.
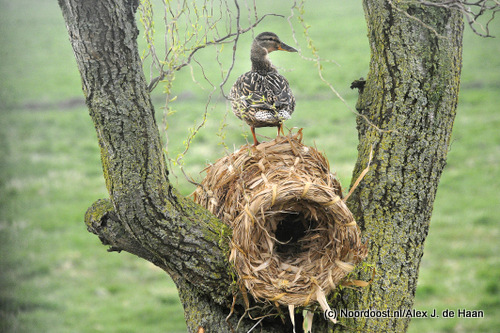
416;0;499;37
85;199;171;270
147;12;284;92
58;0;233;306
332;1;464;331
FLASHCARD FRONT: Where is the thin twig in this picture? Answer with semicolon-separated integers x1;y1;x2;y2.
148;12;284;92
415;0;500;37
246;317;264;333
344;145;373;202
388;0;448;39
287;0;397;135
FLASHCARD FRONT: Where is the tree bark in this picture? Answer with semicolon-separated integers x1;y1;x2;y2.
59;0;236;331
59;0;463;332
333;1;463;332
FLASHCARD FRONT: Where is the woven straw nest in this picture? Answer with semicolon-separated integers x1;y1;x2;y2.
194;130;367;308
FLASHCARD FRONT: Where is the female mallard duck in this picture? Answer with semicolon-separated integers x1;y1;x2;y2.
229;32;297;146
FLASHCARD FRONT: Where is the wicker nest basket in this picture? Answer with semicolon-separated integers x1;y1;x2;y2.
194;131;367;308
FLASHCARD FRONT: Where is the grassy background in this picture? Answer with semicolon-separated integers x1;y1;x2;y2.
0;0;499;332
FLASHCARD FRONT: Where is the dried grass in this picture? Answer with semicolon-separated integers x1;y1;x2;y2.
194;130;367;307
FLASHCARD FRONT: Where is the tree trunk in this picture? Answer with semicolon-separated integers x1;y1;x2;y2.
333;1;463;332
58;0;463;332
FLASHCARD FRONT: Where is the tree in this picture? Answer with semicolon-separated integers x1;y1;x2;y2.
336;1;463;332
57;0;493;332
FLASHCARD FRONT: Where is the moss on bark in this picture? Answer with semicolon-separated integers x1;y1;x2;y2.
332;1;463;332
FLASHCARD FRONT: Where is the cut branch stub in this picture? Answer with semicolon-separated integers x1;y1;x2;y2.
194;131;368;308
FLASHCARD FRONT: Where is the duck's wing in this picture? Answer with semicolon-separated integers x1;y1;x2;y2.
230;72;273;112
265;73;295;113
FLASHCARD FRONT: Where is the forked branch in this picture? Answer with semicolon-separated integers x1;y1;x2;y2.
417;0;499;37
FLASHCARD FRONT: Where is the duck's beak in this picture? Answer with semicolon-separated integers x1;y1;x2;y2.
277;42;298;53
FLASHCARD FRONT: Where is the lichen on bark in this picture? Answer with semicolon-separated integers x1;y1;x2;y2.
333;1;463;332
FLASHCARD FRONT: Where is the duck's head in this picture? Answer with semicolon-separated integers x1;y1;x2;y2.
253;32;298;53
250;32;297;73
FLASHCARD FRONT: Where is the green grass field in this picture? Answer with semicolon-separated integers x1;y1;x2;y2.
1;0;499;332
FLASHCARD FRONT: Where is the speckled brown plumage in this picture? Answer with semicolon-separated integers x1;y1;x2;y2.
230;32;297;146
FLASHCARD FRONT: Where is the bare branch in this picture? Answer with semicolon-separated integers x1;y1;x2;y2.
147;12;284;92
416;0;500;37
139;0;286;188
287;0;398;135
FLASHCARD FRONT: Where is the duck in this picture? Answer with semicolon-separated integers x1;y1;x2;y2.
229;32;298;146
